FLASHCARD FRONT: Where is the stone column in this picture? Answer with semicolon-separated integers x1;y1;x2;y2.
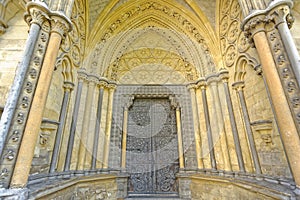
233;82;261;174
91;83;105;169
241;1;300;185
188;84;203;169
77;75;97;170
198;80;216;169
121;107;129;170
64;71;85;171
102;84;116;169
0;3;51;189
176;107;185;169
10;14;71;188
207;77;231;171
252;30;300;184
219;70;245;172
274;6;300;87
0;2;49;158
49;81;74;173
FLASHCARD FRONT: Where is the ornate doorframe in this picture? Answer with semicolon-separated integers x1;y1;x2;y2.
120;93;184;196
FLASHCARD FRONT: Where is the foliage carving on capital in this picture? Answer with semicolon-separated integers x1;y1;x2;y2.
50;14;72;37
25;2;51;27
268;4;293;27
243;15;266;39
232;81;245;91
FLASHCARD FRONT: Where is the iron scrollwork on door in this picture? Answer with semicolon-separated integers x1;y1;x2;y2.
126;98;179;195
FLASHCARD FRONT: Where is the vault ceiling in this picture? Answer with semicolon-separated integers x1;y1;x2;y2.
87;0;217;32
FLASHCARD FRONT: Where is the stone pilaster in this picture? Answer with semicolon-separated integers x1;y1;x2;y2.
207;76;231;171
198;80;216;169
64;70;86;171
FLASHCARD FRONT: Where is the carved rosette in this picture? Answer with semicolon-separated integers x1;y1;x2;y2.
219;0;253;68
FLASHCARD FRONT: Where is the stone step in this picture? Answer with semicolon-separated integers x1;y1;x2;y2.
125;195;181;200
125;198;181;200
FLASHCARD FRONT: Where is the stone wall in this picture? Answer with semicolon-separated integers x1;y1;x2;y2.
190;175;295;199
0;10;27;108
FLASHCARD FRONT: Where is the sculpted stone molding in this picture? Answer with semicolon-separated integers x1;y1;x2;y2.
55;0;86;86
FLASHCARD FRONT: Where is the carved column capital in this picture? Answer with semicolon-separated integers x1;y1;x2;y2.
107;82;117;91
206;74;219;85
187;83;197;91
77;69;88;81
63;81;74;92
25;2;50;27
232;81;245;91
241;0;294;39
218;69;230;83
98;79;108;88
254;64;263;75
268;4;293;27
243;14;266;39
197;79;207;90
86;74;99;84
50;13;72;37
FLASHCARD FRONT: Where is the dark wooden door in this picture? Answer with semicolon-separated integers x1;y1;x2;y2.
126;98;179;195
